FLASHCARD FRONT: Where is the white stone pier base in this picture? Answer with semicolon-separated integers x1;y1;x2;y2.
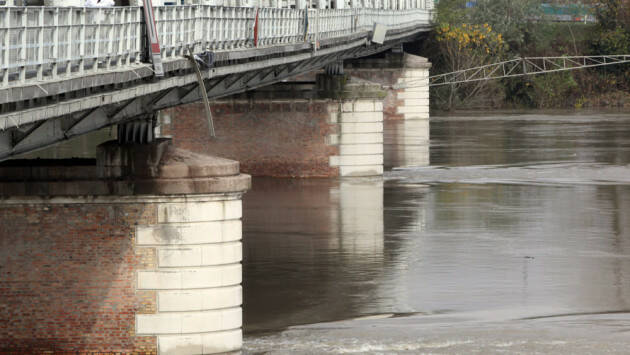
385;54;431;168
135;195;244;355
318;75;387;177
395;54;431;121
329;99;384;177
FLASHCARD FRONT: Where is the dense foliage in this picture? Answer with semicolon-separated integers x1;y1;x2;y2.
423;0;630;110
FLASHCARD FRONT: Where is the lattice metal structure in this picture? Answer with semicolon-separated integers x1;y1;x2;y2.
394;55;630;89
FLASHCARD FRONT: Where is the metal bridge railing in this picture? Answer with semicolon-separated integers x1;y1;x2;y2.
0;5;433;88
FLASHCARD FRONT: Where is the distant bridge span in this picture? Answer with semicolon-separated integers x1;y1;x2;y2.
0;4;433;161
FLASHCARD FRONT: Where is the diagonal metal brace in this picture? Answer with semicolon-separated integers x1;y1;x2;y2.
186;47;216;138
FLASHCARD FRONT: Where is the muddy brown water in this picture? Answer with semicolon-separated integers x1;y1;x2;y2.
243;112;630;353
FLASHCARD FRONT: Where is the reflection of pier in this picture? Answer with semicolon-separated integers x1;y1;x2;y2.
385;119;430;169
334;178;384;254
242;177;385;332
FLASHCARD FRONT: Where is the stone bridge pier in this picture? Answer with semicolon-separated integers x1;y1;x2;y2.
345;52;432;168
160;52;431;176
0;140;250;354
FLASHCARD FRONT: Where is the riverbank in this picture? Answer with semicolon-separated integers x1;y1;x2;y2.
419;6;630;111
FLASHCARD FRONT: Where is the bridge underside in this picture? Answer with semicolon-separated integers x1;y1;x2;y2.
0;25;428;161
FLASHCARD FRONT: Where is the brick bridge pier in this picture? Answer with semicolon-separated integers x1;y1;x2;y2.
161;52;431;177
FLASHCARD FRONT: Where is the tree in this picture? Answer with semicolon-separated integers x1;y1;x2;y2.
595;0;630;31
593;0;630;55
467;0;543;54
433;23;507;109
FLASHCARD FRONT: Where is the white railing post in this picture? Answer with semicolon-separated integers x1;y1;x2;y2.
2;9;9;87
134;7;142;64
19;8;26;84
36;9;44;81
118;8;126;67
51;8;59;79
106;9;114;70
78;8;85;74
66;9;72;75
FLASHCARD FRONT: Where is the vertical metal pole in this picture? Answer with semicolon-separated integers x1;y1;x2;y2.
187;47;215;138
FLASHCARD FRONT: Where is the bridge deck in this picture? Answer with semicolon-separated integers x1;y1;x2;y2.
0;5;433;160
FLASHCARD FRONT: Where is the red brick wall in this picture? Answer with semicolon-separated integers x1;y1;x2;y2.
0;202;159;354
162;100;340;178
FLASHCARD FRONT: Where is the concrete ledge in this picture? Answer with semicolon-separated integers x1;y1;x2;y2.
98;140;240;179
0;139;251;197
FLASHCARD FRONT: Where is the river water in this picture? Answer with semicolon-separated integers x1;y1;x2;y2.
242;112;630;354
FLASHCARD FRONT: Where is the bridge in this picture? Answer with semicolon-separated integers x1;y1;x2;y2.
0;3;433;160
0;2;434;355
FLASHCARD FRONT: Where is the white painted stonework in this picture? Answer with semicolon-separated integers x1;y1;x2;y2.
329;99;385;177
395;62;431;121
136;195;244;355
